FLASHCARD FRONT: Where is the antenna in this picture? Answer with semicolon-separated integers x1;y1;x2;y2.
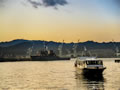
43;41;48;51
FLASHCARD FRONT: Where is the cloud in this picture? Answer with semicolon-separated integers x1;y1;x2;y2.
28;0;68;8
42;0;68;6
0;0;68;9
27;0;42;8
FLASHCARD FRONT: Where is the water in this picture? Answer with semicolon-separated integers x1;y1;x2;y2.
0;58;120;90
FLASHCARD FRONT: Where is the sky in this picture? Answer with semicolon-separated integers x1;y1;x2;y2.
0;0;120;42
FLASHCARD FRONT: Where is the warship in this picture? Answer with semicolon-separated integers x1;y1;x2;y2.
31;50;70;61
31;41;70;61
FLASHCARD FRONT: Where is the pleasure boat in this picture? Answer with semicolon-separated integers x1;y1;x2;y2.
75;57;106;75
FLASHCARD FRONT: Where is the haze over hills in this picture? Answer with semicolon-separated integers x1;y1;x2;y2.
0;39;29;47
0;39;120;58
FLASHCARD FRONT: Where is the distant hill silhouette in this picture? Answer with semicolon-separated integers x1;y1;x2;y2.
0;39;120;58
0;39;29;47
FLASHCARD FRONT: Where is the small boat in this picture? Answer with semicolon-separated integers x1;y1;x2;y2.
75;57;106;75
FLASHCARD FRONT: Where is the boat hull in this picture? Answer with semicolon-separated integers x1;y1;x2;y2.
76;68;106;75
31;56;70;61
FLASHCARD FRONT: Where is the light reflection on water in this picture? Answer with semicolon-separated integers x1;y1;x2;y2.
75;72;105;90
0;58;120;90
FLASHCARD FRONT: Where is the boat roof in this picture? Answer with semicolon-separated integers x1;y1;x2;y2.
76;57;102;61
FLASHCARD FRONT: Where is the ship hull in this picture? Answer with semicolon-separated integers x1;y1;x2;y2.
0;58;31;62
31;56;70;61
76;68;105;76
82;68;105;75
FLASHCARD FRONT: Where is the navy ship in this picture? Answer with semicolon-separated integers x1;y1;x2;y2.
31;50;70;61
31;41;70;61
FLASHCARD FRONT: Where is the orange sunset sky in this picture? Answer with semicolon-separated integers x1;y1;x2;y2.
0;0;120;42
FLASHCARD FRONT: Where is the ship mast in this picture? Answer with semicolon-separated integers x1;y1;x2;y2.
43;41;48;51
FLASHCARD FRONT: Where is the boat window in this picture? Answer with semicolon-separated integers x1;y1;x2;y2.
99;61;103;65
86;61;103;65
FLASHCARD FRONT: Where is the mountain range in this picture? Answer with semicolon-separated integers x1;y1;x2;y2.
0;39;120;58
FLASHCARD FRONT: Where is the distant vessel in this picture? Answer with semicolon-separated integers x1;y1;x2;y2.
31;41;70;61
74;46;106;75
31;50;70;61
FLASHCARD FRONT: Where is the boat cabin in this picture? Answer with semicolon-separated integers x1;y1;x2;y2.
75;57;104;69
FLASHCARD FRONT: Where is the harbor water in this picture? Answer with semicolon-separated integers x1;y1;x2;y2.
0;58;120;90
